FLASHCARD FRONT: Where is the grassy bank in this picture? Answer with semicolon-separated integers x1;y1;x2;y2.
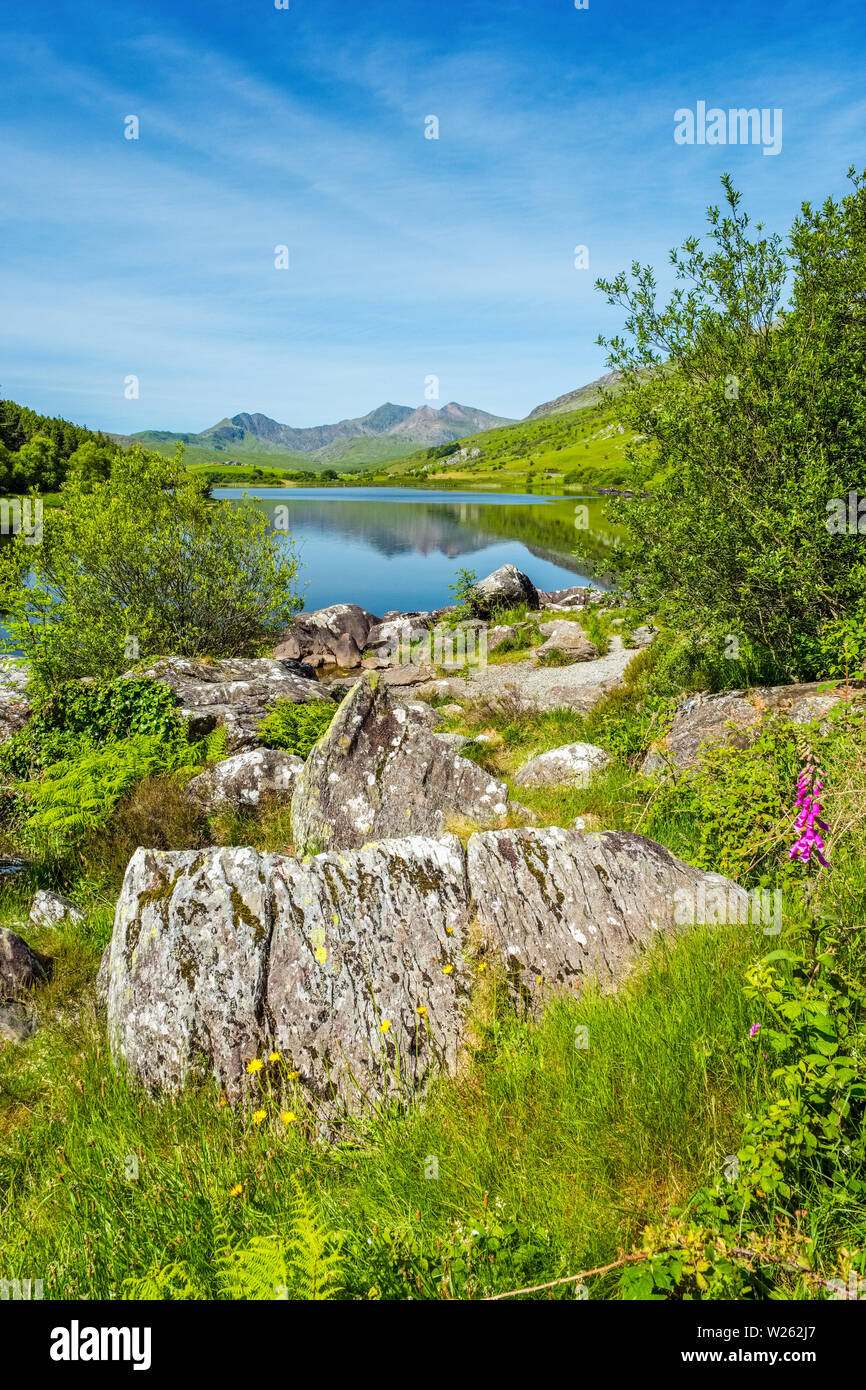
1;631;865;1299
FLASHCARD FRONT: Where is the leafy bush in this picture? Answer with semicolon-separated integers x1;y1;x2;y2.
590;169;866;680
0;444;302;687
19;730;222;858
257;699;336;757
0;679;184;784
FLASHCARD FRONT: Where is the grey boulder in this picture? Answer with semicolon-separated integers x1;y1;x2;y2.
534;622;598;664
514;742;611;788
471;565;539;617
105;827;747;1110
290;674;511;852
29;890;84;928
186;748;303;812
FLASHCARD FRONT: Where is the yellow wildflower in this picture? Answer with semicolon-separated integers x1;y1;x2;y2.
281;1111;296;1125
268;1051;281;1063
252;1109;267;1125
442;964;453;975
380;1019;391;1033
416;1004;427;1016
229;1183;243;1197
246;1058;264;1074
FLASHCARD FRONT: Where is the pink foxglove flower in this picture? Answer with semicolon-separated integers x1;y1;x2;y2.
789;754;830;868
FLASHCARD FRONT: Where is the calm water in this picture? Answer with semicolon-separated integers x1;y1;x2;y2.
213;486;620;615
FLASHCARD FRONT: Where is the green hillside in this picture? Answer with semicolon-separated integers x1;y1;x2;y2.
364;395;640;489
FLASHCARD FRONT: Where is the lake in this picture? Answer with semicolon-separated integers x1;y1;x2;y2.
212;486;620;615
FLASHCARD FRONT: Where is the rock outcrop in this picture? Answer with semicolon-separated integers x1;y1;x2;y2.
642;682;863;774
471;565;539;617
273;604;380;668
105;828;745;1111
126;657;333;752
467;828;746;1010
290;675;511;852
514;742;611;788
186;748;303;812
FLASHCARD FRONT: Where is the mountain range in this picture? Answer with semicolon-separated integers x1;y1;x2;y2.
113;372;625;471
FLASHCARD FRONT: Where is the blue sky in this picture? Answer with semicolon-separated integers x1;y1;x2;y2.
2;0;865;434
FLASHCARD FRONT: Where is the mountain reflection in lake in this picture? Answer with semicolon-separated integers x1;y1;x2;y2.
213;487;620;615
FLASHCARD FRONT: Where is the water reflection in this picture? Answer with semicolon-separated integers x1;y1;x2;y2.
214;486;620;615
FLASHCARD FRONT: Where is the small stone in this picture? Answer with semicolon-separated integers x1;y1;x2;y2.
29;891;84;928
515;743;611;788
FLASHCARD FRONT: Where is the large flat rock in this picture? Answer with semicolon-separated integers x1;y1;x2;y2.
643;682;863;774
126;656;333;752
467;827;746;1009
106;827;747;1113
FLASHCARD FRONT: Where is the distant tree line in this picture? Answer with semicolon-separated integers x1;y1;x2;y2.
0;398;118;493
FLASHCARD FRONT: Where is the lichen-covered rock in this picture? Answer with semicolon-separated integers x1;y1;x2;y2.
537;586;592;610
534;622;597;665
366;613;433;655
514;742;611;789
125;656;332;752
105;825;748;1110
466;827;746;1009
273;604;380;665
471;565;539;617
266;835;471;1115
186;749;303;812
0;660;31;745
291;675;511;852
0;925;47;993
29;890;84;928
105;848;273;1100
641;682;862;774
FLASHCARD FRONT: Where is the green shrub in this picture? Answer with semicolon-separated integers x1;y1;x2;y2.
0;679;184;782
0;444;301;687
258;699;336;757
20;729;222;858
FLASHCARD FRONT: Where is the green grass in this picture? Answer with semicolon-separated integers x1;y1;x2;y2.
0;898;764;1300
2;625;865;1299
